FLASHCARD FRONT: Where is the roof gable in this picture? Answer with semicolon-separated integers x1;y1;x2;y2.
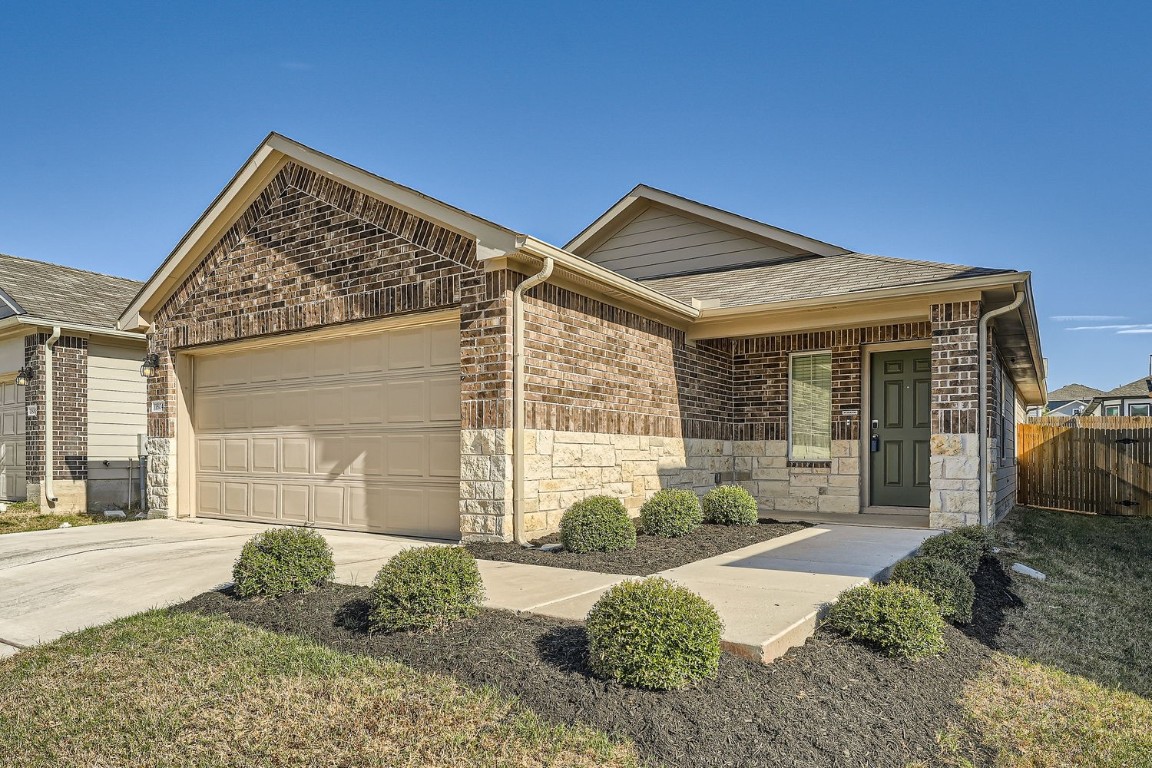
1101;376;1152;398
1047;383;1105;401
0;253;142;329
566;185;850;280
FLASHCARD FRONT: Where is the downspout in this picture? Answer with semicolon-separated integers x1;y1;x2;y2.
977;292;1023;526
512;257;554;546
43;326;62;504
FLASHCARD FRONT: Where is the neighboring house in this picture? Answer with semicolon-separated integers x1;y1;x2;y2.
0;254;147;511
1083;367;1152;416
1033;383;1104;417
119;134;1046;538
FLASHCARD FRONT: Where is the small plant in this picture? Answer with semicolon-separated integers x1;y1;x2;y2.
639;489;703;537
952;524;995;558
232;527;334;598
918;531;982;575
558;496;637;554
702;485;759;526
586;577;723;690
369;546;484;633
826;582;946;659
889;556;975;624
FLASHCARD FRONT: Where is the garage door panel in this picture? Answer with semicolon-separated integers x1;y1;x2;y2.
386;381;425;423
282;438;310;473
347;383;384;424
348;436;384;476
349;335;385;374
428;433;460;477
224;439;249;472
198;480;222;516
224;482;249;517
386;434;426;477
277;390;312;427
2;383;14;405
428;375;461;422
313;339;349;378
194;319;460;537
313;386;347;425
281;485;310;521
252;483;278;519
252;438;278;473
198;438;223;472
314;486;345;524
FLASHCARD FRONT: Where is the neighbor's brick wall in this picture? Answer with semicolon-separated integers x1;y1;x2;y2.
24;333;88;485
522;282;731;439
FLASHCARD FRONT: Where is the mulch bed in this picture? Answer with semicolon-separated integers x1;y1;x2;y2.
177;556;1021;768
464;520;810;576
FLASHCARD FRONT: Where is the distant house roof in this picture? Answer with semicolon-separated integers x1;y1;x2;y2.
640;253;1011;308
1047;383;1105;402
1100;376;1152;398
0;253;143;329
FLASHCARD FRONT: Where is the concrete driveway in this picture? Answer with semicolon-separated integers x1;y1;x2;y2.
0;518;447;657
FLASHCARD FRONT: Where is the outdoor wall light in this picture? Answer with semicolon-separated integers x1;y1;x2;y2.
14;367;30;387
139;353;160;378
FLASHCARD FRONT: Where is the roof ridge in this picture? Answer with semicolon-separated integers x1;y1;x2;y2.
0;252;143;285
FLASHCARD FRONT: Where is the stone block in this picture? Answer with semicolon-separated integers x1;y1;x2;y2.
537;430;554;456
818;495;860;514
552;444;582;468
773;495;818;513
833;458;860;476
944;457;979;480
524;455;553;481
734;441;766;457
764;441;789;458
581;444;616;467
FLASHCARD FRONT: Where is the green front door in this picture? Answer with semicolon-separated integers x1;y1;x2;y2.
869;350;931;507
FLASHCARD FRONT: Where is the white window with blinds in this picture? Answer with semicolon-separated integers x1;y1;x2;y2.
789;352;833;460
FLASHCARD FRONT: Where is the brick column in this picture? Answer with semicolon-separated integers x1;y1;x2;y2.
929;301;981;527
24;333;88;512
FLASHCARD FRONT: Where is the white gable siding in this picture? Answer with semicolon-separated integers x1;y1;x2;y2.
584;206;803;279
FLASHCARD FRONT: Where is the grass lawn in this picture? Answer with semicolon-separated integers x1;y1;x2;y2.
0;501;140;535
0;610;638;768
926;507;1152;767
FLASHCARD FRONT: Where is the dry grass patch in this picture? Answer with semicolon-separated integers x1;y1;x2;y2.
996;507;1152;696
0;610;639;768
962;654;1152;767
0;501;139;535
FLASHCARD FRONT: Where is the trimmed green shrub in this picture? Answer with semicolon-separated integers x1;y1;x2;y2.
558;496;637;554
826;582;947;659
918;531;982;575
586;577;723;690
639;489;703;537
702;485;759;526
952;524;995;558
890;556;975;624
232;527;334;598
369;546;484;633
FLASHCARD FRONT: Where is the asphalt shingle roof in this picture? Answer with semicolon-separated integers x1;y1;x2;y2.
638;253;1011;308
1047;383;1105;401
1100;376;1152;398
0;253;143;329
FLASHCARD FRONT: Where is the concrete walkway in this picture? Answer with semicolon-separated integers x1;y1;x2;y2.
0;518;936;665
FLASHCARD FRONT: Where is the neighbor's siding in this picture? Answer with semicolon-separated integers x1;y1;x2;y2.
583;206;802;279
0;337;24;373
87;341;147;465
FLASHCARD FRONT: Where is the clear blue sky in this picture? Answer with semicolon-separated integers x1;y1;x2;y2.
1;1;1149;391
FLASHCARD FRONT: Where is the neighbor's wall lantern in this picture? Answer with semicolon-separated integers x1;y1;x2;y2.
14;367;30;387
139;353;160;378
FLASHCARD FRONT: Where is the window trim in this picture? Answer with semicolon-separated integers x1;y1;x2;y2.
1104;404;1121;417
788;350;833;462
1130;403;1151;417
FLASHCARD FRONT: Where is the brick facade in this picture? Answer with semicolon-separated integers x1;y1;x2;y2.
23;333;88;511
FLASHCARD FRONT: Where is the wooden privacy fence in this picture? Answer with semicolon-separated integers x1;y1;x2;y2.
1018;417;1152;516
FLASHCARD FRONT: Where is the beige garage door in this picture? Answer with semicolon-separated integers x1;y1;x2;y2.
193;321;461;538
0;381;26;501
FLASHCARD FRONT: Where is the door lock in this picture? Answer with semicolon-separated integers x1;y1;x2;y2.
871;434;881;453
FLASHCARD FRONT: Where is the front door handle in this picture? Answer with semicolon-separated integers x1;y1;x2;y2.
871;434;881;453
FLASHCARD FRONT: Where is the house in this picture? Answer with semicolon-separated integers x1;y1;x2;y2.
1034;383;1104;417
0;254;148;511
119;134;1046;539
1083;361;1152;416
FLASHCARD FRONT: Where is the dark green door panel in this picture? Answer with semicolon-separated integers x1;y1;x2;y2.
870;350;931;507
